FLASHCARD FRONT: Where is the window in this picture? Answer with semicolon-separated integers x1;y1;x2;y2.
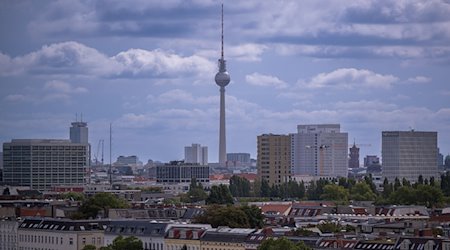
69;237;74;245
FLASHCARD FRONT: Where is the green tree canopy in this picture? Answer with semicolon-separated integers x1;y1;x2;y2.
74;192;129;219
62;191;85;201
82;245;97;250
350;182;377;201
229;175;251;197
194;205;264;228
320;184;349;203
109;236;143;250
258;237;311;250
207;184;234;204
184;178;207;203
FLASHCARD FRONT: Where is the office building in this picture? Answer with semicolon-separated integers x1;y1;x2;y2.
291;124;348;178
156;161;209;184
227;153;251;164
257;134;291;186
185;144;208;165
349;142;360;168
2;139;89;191
382;131;438;183
116;155;141;165
70;121;88;144
364;155;380;168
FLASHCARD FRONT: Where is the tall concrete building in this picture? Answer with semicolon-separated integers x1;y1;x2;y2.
70;121;88;144
2;139;89;191
156;161;209;184
257;134;291;186
215;5;231;166
382;131;438;183
348;142;360;168
227;153;251;164
184;143;208;165
291;124;348;178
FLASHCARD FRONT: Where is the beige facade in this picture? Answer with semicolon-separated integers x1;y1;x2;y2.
201;241;246;250
17;218;105;250
257;134;291;186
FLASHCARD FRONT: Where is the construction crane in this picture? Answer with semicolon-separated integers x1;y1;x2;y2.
94;139;104;166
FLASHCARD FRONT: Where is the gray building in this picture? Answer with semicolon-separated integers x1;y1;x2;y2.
184;143;208;166
2;139;89;191
382;131;438;183
227;153;251;164
156;161;209;184
291;124;348;178
70;121;88;144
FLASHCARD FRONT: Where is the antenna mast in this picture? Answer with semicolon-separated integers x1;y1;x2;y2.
109;123;112;187
221;3;224;59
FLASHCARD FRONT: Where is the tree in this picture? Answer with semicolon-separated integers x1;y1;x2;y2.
261;179;271;197
185;178;207;203
258;237;311;250
241;205;264;228
207;184;233;204
394;177;401;190
194;205;250;228
62;191;85;201
82;245;97;250
418;175;424;185
320;184;349;203
382;178;393;199
75;192;129;219
109;236;143;250
350;182;377;201
229;175;251;197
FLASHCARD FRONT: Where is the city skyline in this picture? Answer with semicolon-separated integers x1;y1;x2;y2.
1;1;450;162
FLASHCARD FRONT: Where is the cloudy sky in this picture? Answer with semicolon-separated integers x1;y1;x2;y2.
1;0;450;163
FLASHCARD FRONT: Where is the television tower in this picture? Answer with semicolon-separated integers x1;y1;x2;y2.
215;4;230;166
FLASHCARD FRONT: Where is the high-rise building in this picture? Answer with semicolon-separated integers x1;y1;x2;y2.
70;121;88;144
156;161;209;184
116;155;141;165
291;124;348;178
184;144;208;165
2;139;88;191
227;153;251;164
382;131;438;183
257;134;291;186
215;4;231;166
348;142;360;168
364;155;380;167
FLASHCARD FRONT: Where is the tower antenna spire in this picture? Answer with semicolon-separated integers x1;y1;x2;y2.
221;3;224;59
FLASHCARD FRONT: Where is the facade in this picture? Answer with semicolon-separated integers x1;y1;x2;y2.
227;153;251;164
165;225;211;250
2;139;89;191
348;142;360;168
69;121;88;144
116;155;141;165
184;144;208;165
200;227;255;250
292;124;348;178
104;221;167;250
382;131;438;183
17;218;106;250
156;161;209;184
257;134;291;186
0;218;19;250
364;155;380;167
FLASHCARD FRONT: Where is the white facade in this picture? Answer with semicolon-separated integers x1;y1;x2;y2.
17;218;105;250
292;124;348;178
184;144;208;165
0;219;18;250
2;139;89;191
382;131;438;183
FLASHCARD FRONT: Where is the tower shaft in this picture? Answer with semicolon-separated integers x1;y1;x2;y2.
219;87;226;165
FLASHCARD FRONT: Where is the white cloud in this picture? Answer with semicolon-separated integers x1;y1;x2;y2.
245;72;288;89
44;80;88;93
4;94;29;102
0;41;215;80
299;68;399;89
407;76;431;84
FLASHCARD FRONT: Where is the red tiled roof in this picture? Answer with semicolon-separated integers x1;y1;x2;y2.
261;204;292;215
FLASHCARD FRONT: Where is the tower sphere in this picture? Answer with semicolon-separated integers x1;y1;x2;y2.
215;71;230;87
